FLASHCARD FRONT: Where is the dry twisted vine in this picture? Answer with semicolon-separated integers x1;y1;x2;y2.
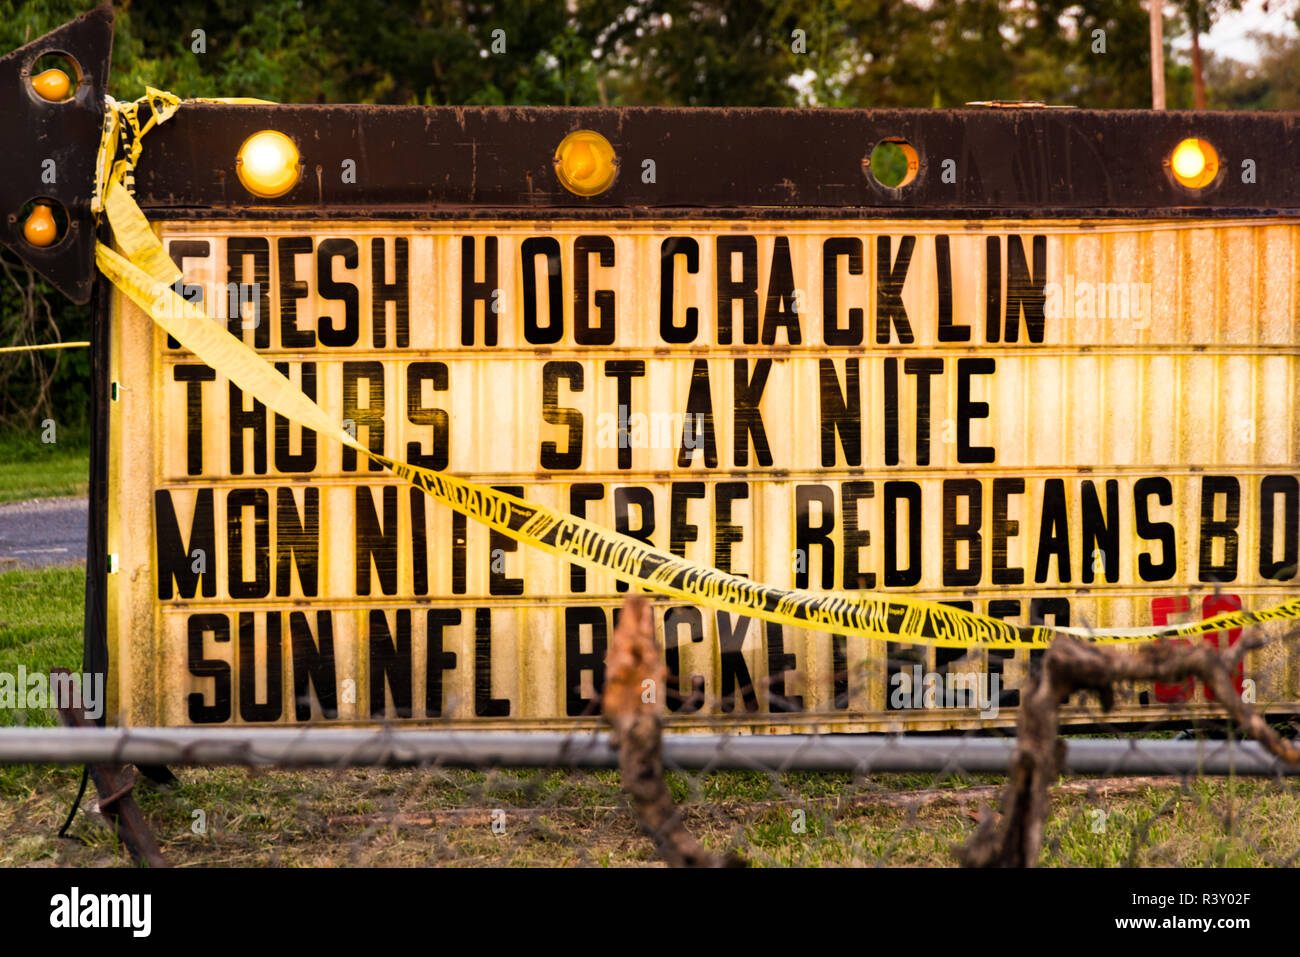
959;630;1300;868
601;595;745;868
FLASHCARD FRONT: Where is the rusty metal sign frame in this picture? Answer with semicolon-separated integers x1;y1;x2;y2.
131;104;1300;219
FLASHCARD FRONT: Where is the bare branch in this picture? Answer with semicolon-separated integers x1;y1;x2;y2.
960;631;1300;868
601;595;745;868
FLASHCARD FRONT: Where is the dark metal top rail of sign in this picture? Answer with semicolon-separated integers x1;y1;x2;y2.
136;104;1300;220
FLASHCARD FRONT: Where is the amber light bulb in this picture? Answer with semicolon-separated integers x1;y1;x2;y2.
553;130;618;196
32;68;71;102
22;202;58;247
1168;138;1219;189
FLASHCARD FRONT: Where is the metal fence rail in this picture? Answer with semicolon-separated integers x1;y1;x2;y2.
2;728;1298;776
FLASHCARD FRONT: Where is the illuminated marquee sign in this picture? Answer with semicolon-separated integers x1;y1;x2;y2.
94;107;1300;731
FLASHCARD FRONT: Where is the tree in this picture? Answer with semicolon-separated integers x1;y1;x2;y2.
578;0;808;107
113;0;607;106
1177;0;1244;108
1206;28;1300;109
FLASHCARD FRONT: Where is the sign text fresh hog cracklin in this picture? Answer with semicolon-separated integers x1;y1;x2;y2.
190;232;1052;351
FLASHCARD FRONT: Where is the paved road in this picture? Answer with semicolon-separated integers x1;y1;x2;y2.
0;497;88;569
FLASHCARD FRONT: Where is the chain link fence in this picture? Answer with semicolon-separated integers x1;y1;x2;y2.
2;599;1299;868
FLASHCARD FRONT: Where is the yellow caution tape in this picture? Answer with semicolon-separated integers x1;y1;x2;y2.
0;341;89;354
185;96;278;105
87;93;1300;650
93;88;272;214
103;180;181;285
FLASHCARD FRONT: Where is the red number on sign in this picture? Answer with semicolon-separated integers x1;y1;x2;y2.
1151;597;1193;703
1200;594;1244;701
1149;595;1244;703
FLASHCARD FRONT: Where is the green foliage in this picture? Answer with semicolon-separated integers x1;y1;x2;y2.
579;0;808;106
102;0;604;106
2;0;1293;141
2;0;1294;120
0;0;88;55
1208;30;1300;109
867;141;910;187
0;251;91;431
13;0;1241;111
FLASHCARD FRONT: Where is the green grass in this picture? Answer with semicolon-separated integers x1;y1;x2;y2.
0;428;88;503
1;563;1299;867
0;564;88;840
0;565;85;726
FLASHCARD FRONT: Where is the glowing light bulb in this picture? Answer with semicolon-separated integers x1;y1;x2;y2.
22;202;58;247
1172;141;1206;180
554;130;617;196
1169;138;1218;189
32;68;71;102
235;130;301;198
